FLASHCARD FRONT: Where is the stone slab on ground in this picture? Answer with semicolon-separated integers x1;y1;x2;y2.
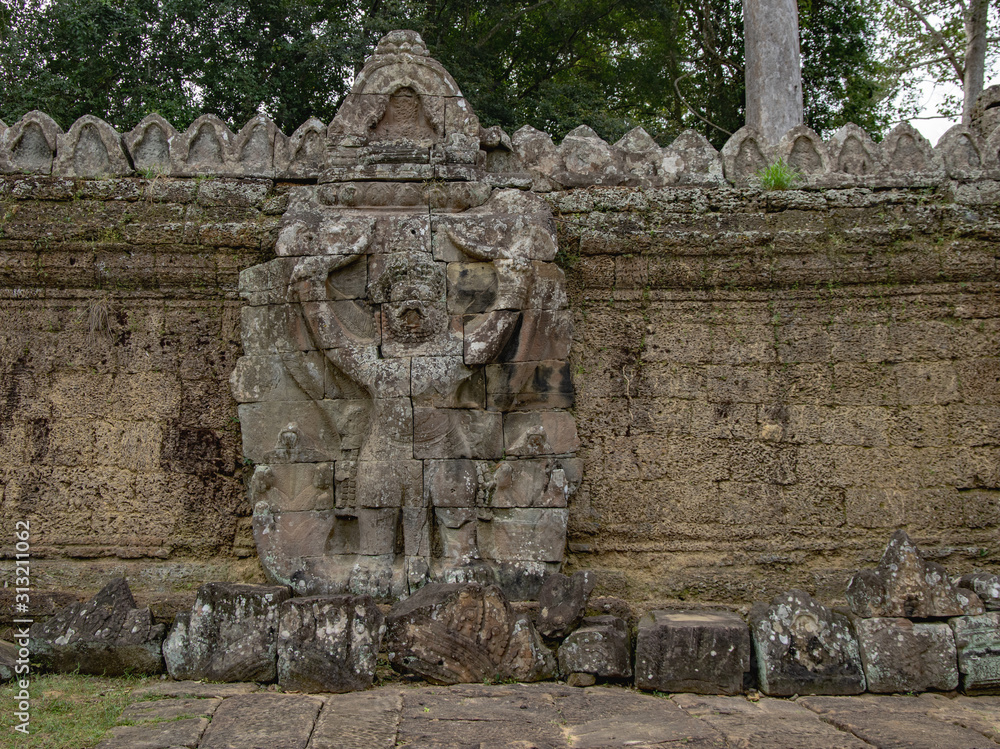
94;718;209;749
555;688;727;749
121;697;222;723
130;681;260;699
672;693;872;749
310;690;402;749
89;682;1000;749
197;693;324;749
397;684;567;748
800;694;1000;749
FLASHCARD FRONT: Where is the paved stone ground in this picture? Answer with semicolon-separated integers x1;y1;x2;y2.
93;681;1000;749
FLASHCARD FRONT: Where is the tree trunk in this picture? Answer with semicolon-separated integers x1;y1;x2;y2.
743;0;804;145
963;0;989;124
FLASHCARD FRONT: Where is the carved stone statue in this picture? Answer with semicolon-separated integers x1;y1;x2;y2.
232;30;578;601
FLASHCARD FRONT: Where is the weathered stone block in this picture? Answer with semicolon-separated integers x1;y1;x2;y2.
536;570;596;638
276;595;384;692
490;458;580;509
557;615;632;679
28;578;165;676
384;582;515;684
163;582;291;683
485;361;574;410
503;410;579;456
847;530;984;618
950;612;1000;694
855;617;958;693
750;589;865;696
502;615;558;682
412;407;503;459
635;610;751;695
956;572;1000;610
478;507;568;562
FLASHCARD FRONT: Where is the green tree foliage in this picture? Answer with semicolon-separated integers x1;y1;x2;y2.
878;0;998;123
0;0;890;147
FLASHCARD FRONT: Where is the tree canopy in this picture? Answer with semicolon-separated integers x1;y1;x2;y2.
0;0;901;147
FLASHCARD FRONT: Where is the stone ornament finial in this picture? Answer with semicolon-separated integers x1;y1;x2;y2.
233;31;579;602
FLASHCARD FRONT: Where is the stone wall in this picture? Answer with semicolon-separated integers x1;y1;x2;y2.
2;172;999;614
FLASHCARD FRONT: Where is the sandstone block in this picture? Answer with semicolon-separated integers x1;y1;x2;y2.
384;582;515;684
536;570;596;638
557;615;632;680
956;572;1000;610
485;361;574;410
635;609;751;695
502;614;558;682
412;407;503;459
750;589;865;696
489;458;581;508
277;595;384;693
503;410;579;456
950;612;1000;694
0;641;16;683
855;617;958;693
28;578;165;676
478;507;568;562
847;530;984;618
163;582;291;683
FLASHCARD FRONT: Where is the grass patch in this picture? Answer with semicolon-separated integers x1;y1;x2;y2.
755;158;801;190
0;673;151;748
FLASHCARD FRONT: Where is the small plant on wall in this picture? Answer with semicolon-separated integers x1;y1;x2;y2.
755;158;801;190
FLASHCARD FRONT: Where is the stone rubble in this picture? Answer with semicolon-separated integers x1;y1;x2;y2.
635;609;750;695
846;530;984;619
276;594;384;693
556;615;633;681
854;617;958;693
27;577;165;676
750;589;866;696
163;582;290;683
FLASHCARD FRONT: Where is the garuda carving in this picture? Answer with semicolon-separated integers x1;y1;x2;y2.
232;31;578;601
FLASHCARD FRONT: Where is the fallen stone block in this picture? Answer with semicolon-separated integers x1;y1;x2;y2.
956;572;1000;610
557;615;632;680
634;610;750;695
0;640;17;683
277;594;384;693
536;570;595;638
750;589;865;696
163;582;290;683
855;617;958;693
28;578;165;676
950;612;1000;694
847;530;983;618
385;581;518;684
502;614;558;682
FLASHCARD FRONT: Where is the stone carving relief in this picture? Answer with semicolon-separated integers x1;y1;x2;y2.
233;31;578;602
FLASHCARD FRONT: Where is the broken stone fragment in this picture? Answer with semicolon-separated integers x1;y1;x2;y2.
556;615;632;680
28;577;165;676
501;615;558;682
163;582;291;683
950;612;1000;694
956;572;1000;610
277;595;384;693
553;125;626;187
536;571;596;638
855;617;958;693
384;581;519;684
846;530;984;618
0;641;16;683
635;609;751;695
750;589;865;696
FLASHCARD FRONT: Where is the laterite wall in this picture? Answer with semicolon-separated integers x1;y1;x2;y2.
2;175;999;616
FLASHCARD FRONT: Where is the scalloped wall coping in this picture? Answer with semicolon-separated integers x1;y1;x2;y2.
0;109;998;188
